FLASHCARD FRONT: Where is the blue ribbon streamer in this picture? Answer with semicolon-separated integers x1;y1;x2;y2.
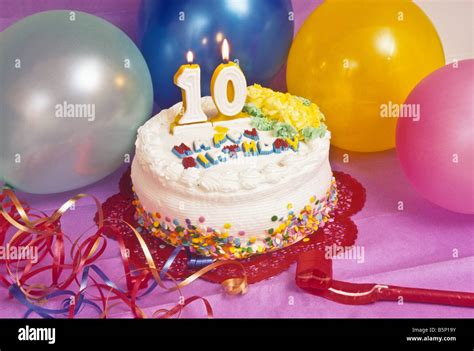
160;246;182;280
10;244;216;318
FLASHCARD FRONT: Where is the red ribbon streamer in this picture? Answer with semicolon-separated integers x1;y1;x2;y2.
296;250;474;307
0;189;247;318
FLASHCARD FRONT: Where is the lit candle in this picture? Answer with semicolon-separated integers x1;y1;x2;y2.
174;51;208;125
211;39;247;118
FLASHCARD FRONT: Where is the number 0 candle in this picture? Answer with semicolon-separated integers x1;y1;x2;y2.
211;39;247;118
174;51;208;125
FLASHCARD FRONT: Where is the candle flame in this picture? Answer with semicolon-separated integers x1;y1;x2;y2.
222;39;230;62
186;51;194;64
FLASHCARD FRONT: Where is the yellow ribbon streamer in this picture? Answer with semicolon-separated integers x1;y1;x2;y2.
0;188;248;311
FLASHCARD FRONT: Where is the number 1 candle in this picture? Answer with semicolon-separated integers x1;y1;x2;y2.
174;50;208;125
211;39;247;118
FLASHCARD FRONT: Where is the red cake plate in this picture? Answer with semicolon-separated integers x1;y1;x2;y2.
96;168;366;284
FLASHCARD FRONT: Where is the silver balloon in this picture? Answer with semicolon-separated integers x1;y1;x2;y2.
0;10;153;194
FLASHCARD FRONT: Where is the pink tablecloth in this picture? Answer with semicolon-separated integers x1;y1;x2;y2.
1;148;473;318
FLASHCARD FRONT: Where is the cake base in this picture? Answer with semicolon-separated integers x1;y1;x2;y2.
96;168;365;284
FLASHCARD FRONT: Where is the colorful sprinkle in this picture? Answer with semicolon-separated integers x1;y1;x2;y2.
132;177;338;260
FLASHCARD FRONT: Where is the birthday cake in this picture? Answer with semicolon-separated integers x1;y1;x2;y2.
131;84;337;260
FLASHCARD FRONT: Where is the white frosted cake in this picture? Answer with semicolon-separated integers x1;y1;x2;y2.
131;85;337;260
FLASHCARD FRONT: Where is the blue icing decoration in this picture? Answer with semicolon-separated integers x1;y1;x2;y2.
205;150;227;165
257;141;273;155
226;130;242;144
193;139;211;152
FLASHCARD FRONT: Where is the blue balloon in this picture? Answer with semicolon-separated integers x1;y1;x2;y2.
138;0;294;108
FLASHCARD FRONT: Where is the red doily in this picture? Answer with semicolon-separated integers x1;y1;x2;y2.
97;169;365;284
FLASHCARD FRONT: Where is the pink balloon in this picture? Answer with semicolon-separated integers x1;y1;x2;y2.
396;59;474;214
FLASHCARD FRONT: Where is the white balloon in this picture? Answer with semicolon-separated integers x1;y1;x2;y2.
0;11;153;194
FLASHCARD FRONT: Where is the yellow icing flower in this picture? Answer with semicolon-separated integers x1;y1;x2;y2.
246;84;325;131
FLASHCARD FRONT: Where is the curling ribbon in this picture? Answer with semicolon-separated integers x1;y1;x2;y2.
160;246;182;280
296;250;474;307
187;249;215;270
0;188;248;318
159;246;215;278
124;220;248;295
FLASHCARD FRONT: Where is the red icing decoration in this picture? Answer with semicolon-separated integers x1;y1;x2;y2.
182;157;197;169
223;144;240;153
244;128;258;137
97;169;365;284
273;138;289;150
173;143;191;155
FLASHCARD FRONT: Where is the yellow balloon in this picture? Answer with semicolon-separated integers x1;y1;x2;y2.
287;0;445;152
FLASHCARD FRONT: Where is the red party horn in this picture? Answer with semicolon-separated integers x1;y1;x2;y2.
296;250;474;307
